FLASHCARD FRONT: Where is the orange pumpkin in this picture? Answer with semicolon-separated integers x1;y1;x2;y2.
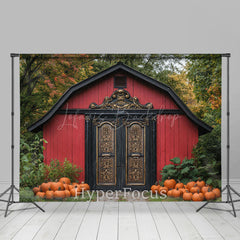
183;191;193;201
79;182;90;191
151;182;160;193
36;192;45;199
205;189;216;201
70;186;81;197
50;182;64;191
187;181;195;190
59;177;71;185
167;189;174;197
196;178;205;189
158;186;168;195
172;188;181;198
68;185;74;191
54;188;66;199
179;188;187;196
201;185;210;194
40;182;51;192
64;190;71;198
212;188;221;198
190;184;200;193
192;190;204;201
45;189;54;200
164;178;176;189
32;187;40;195
175;180;184;189
63;184;69;191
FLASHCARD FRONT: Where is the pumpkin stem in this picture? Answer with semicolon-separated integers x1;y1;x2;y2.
58;187;61;191
155;181;158;186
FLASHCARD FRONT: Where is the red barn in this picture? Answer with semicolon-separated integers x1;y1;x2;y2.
29;62;212;190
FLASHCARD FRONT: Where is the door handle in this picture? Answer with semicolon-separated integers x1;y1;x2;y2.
131;153;141;157
102;153;111;157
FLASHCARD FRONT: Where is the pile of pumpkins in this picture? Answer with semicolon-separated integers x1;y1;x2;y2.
32;177;90;200
151;178;221;201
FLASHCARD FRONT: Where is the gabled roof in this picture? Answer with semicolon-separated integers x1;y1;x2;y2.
28;62;213;135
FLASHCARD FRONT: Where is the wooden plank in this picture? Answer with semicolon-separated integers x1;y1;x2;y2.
75;201;104;240
12;202;61;240
191;202;240;239
133;202;160;240
119;202;138;240
97;201;118;240
162;202;202;240
0;203;46;239
177;202;224;239
54;202;90;240
209;202;240;233
148;202;181;240
33;202;75;240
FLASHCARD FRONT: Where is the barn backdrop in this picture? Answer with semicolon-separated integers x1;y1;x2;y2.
20;54;222;201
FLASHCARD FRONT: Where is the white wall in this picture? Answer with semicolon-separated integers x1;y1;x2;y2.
0;0;239;193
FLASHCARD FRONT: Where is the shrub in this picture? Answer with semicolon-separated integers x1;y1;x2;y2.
20;135;46;188
160;157;221;188
161;157;200;185
44;159;82;183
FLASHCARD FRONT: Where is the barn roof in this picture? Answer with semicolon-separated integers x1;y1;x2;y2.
28;62;213;135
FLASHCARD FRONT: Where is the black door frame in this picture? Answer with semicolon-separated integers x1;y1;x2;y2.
85;112;156;191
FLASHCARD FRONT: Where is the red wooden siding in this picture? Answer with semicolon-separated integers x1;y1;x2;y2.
61;75;179;110
43;72;199;183
156;115;199;181
43;114;85;182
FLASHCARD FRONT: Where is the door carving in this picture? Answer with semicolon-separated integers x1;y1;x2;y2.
96;121;116;185
125;122;145;185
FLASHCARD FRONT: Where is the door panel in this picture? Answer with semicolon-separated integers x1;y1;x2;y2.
125;122;145;185
96;122;116;185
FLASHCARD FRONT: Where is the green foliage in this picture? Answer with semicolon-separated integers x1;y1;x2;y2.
44;159;82;183
193;124;221;188
160;157;221;188
20;134;46;188
19;187;35;202
161;157;200;184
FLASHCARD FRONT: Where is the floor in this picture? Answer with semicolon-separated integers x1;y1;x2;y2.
0;196;240;240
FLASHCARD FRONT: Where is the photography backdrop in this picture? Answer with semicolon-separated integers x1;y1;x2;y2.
19;54;222;201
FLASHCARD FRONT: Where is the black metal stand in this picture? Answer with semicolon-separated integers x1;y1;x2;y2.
196;54;240;217
0;54;45;217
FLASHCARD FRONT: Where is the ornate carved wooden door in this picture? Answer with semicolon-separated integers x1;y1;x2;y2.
96;121;116;186
86;89;156;190
91;117;153;190
125;121;146;186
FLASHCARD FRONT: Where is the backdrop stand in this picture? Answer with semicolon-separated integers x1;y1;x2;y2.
197;53;240;217
0;54;45;217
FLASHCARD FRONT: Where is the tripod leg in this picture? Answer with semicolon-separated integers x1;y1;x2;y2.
222;186;227;192
31;202;45;212
14;186;19;192
4;187;13;217
196;201;208;212
229;186;240;198
227;186;236;217
0;186;11;198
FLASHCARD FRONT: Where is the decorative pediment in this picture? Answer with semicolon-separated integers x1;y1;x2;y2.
89;89;153;110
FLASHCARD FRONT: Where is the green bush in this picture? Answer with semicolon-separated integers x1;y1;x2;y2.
44;159;82;183
160;157;200;185
192;124;221;188
20;135;46;188
19;187;35;202
160;156;221;188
